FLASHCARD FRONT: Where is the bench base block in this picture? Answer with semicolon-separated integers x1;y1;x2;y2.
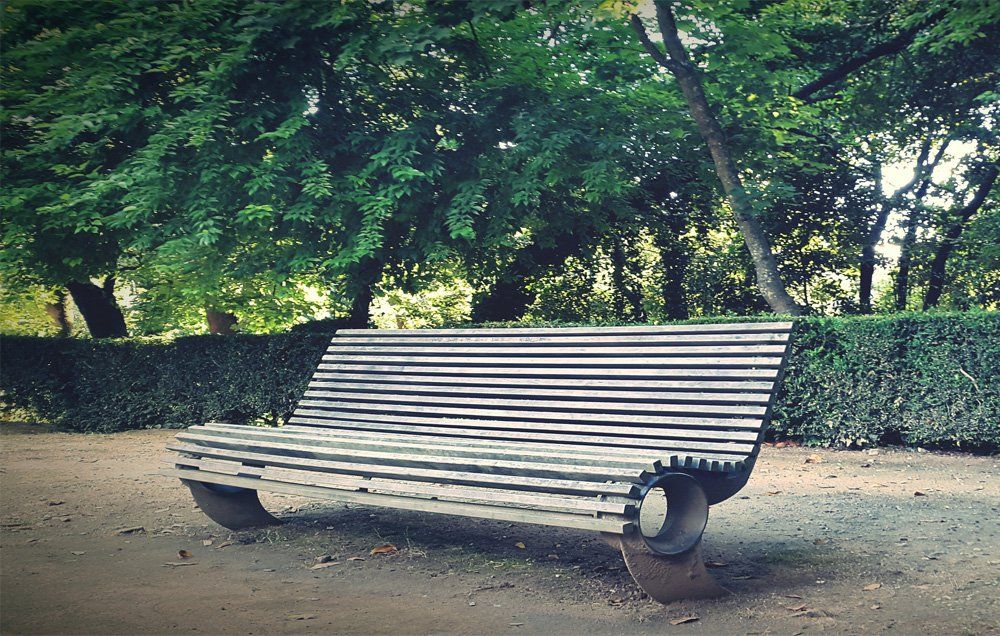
606;532;729;603
183;480;281;530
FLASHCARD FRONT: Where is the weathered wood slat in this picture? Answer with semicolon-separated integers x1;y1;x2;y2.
302;390;767;417
169;455;636;515
331;332;791;346
192;425;753;470
335;322;793;336
289;410;762;441
161;468;632;533
316;364;780;379
167;443;641;497
294;402;765;430
321;354;784;368
175;431;653;482
306;382;773;405
309;373;776;393
201;422;755;458
325;345;788;357
284;416;756;459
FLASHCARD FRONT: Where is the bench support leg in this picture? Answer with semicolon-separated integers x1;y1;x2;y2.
183;480;281;530
610;532;729;603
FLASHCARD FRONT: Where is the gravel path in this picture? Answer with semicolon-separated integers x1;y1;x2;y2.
2;424;997;634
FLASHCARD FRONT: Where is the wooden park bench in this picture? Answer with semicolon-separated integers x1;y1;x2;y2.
163;322;792;602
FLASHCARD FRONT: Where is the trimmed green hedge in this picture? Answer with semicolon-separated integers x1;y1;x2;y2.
0;334;331;432
2;313;997;450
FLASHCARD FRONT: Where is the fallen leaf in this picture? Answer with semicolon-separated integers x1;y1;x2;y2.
310;561;341;570
287;614;316;621
314;554;334;564
784;594;803;599
732;575;754;580
814;538;829;545
704;561;727;568
509;623;524;627
805;454;823;464
216;541;233;549
914;491;926;497
70;551;86;556
47;501;64;506
370;543;398;556
115;526;145;535
178;549;193;559
764;490;782;496
163;561;197;567
870;604;881;610
347;556;365;562
863;583;882;591
670;616;699;625
202;539;214;547
514;542;526;550
786;603;809;612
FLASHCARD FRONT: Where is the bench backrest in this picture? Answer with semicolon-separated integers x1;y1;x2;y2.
288;323;793;470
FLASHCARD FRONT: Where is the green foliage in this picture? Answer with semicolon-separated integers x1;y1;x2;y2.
3;313;996;451
772;312;999;449
0;333;331;432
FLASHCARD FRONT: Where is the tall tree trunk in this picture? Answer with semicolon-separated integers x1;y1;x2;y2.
923;167;998;309
205;308;238;334
610;239;646;322
895;141;951;310
631;5;800;315
860;141;936;313
471;231;583;322
44;290;71;337
894;212;919;311
859;204;890;314
344;257;384;328
66;277;128;338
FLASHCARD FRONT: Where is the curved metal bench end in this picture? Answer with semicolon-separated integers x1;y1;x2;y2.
182;479;281;530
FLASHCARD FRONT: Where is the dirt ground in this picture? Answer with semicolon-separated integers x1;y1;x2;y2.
1;423;997;635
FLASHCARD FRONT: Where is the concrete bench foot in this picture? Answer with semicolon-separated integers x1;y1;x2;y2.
609;532;729;603
183;479;281;530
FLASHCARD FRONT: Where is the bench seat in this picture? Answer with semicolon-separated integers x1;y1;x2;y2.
165;322;793;602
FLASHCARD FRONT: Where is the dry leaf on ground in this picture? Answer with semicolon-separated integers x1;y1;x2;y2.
863;583;882;591
348;556;365;562
805;454;823;464
178;550;193;559
370;544;398;556
202;539;213;546
670;616;699;625
514;542;526;549
310;561;340;570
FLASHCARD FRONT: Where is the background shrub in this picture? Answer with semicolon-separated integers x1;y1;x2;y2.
1;312;997;450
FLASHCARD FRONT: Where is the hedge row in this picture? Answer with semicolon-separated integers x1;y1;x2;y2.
1;312;997;450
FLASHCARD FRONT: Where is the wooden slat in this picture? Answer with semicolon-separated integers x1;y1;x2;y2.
169;455;635;515
175;432;652;482
301;390;767;417
326;345;788;357
316;364;780;380
161;468;632;533
294;402;765;430
335;322;793;336
321;354;784;368
289;410;761;441
285;416;754;462
167;443;640;497
201;422;754;458
182;427;665;472
306;382;772;405
309;373;776;393
193;424;752;469
331;332;791;346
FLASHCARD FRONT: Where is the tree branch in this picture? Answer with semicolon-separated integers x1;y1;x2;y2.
628;14;675;72
793;10;946;102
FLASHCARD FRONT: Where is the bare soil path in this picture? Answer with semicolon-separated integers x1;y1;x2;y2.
1;423;998;635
